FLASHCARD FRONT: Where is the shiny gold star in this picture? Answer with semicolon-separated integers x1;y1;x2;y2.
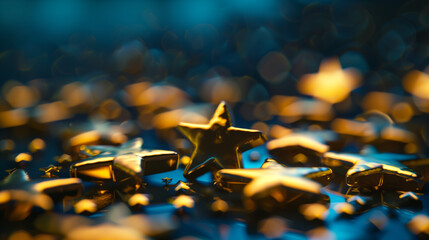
1;169;83;197
177;101;267;179
266;133;332;167
322;151;425;191
173;181;195;195
215;159;332;209
0;169;83;220
297;58;361;104
79;137;144;158
70;138;179;192
40;165;62;178
216;158;332;192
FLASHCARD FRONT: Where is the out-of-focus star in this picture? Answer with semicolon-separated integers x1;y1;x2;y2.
322;151;424;191
177;101;267;179
40;165;62;178
70;138;179;192
403;70;429;100
79;137;143;158
171;195;195;209
266;133;332;167
215;159;332;210
162;177;173;186
0;169;83;220
65;119;132;158
173;181;195;195
297;58;361;104
1;169;83;199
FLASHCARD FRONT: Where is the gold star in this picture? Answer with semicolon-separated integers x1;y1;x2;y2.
266;133;332;167
162;177;173;186
322;151;424;191
297;58;361;104
0;169;83;220
40;165;62;178
70;138;179;192
215;159;332;210
173;181;195;195
66;120;130;157
177;101;267;179
171;195;195;209
79;137;144;158
1;169;83;197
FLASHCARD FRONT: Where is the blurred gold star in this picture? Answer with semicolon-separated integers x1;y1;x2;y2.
216;158;332;192
171;195;195;209
322;151;424;191
173;181;195;195
0;169;83;220
297;58;361;104
177;101;267;179
403;70;429;99
40;165;62;178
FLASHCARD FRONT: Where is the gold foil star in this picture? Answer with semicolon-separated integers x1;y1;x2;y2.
173;181;195;195
171;195;195;209
216;158;332;192
177;101;267;179
266;133;332;167
297;58;361;104
322;151;424;191
1;169;83;197
215;159;332;210
40;164;62;178
70;138;179;192
0;169;83;220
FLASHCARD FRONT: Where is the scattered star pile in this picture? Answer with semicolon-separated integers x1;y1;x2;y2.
1;1;429;239
2;94;429;239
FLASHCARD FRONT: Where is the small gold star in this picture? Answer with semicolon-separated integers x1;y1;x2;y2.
40;165;62;178
177;101;267;179
171;195;195;209
162;177;173;186
297;58;361;104
173;181;195;195
322;151;424;191
0;169;83;219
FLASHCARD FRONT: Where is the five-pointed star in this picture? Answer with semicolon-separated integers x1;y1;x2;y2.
177;101;267;179
322;151;425;191
66;120;131;157
266;132;336;167
172;181;195;195
70;138;179;192
40;164;62;178
215;158;332;202
297;58;361;104
1;169;83;199
0;169;83;219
